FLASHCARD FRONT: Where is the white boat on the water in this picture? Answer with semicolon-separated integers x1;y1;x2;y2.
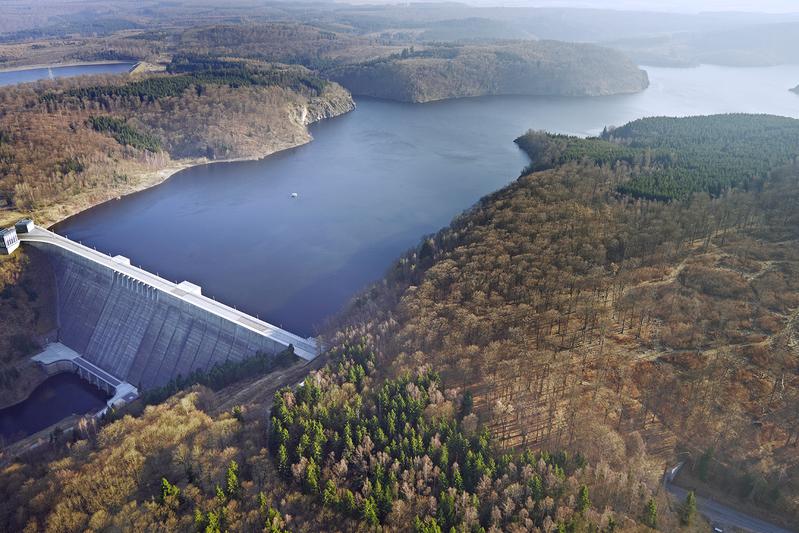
290;192;299;199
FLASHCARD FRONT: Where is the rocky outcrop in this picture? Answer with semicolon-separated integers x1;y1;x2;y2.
304;83;356;124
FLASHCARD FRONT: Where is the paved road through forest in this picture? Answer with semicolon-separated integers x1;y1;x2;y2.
666;482;794;533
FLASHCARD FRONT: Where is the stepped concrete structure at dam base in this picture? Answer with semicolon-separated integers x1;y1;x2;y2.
32;342;139;415
14;223;319;398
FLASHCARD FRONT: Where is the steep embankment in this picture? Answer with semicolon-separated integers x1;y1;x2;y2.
0;248;56;409
327;41;649;103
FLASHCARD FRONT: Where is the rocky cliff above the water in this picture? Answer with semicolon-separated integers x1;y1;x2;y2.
301;83;355;125
327;41;649;103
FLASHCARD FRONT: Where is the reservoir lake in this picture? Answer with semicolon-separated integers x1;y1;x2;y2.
0;62;135;86
55;65;799;337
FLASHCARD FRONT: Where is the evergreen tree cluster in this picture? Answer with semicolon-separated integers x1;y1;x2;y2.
46;75;200;104
516;114;799;200
168;54;328;95
42;56;329;107
269;339;607;531
88;115;162;152
139;348;296;407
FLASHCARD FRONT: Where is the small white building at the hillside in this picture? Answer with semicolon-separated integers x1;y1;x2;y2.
0;227;19;255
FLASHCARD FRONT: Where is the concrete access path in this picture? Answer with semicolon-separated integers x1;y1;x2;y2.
20;226;319;361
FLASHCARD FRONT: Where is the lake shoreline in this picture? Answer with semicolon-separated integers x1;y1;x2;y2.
0;60;135;74
0;97;356;230
45;157;251;230
45;138;326;231
55;65;799;336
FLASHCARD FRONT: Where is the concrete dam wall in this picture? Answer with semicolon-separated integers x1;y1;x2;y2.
23;228;318;391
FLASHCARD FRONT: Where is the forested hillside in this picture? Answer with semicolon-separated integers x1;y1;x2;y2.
174;27;649;102
0;22;649;105
4;2;799;74
327;41;649;103
174;24;388;71
0;56;353;227
2;1;794;62
331;114;799;528
0;344;677;532
516;114;799;200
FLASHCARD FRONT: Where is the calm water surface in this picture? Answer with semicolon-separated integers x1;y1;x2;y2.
0;62;134;86
55;65;799;336
0;373;108;444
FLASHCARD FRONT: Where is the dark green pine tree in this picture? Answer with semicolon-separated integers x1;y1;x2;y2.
277;444;290;478
226;460;240;499
680;491;697;526
159;477;180;506
362;496;379;526
578;485;590;514
323;479;339;507
644;498;658;529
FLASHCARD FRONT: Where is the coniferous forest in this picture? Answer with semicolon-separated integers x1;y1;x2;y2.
516;114;799;200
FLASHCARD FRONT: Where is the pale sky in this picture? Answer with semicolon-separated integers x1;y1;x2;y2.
505;0;799;11
367;0;799;13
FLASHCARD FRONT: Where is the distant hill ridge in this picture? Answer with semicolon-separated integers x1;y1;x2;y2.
327;41;649;103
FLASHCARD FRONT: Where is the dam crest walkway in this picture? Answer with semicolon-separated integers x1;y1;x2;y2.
20;227;319;362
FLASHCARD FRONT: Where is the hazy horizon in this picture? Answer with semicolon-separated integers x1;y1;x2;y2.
343;0;799;14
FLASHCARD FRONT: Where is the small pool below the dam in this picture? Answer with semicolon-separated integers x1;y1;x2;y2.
0;373;109;444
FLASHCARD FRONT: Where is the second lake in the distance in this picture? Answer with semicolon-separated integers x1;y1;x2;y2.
54;65;799;337
0;62;136;87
